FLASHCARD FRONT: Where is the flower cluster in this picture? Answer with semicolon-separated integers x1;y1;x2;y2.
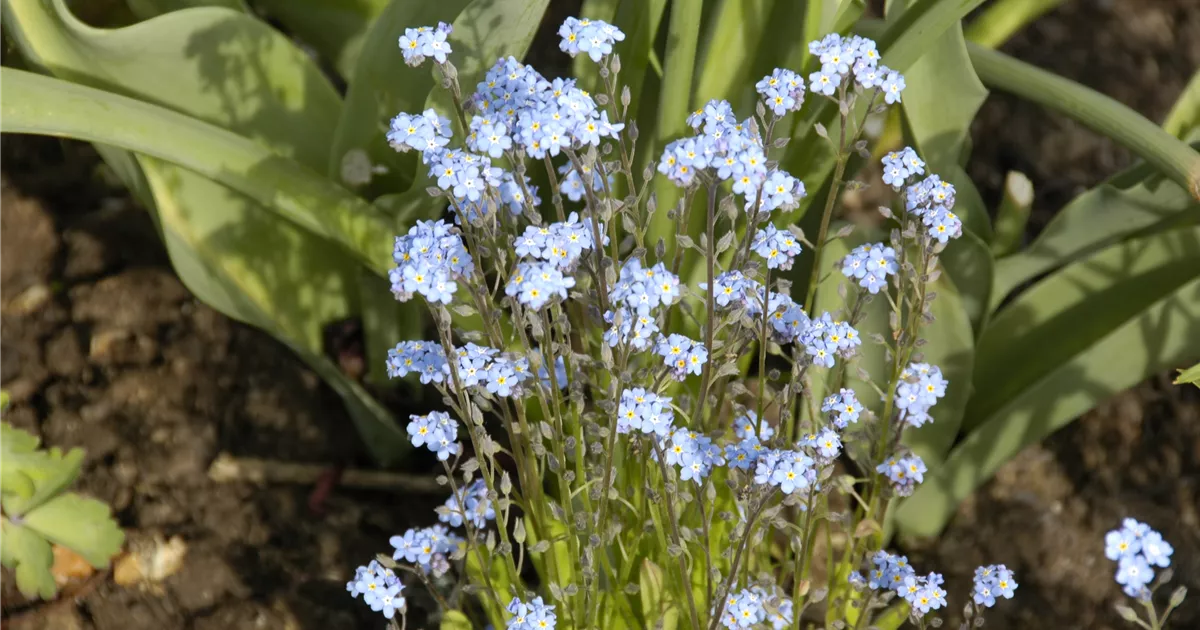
894;362;948;428
513;213;605;271
390;525;461;575
654;333;708;379
398;23;452;66
407;411;460;461
755;68;806;117
876;453;927;497
506;596;557;630
881;147;926;189
602;308;661;350
659;99;806;214
972;564;1018;608
387;108;453;153
841;242;897;294
821;388;862;428
733;411;775;441
797;312;861;368
754;448;816;495
808;34;904;103
752;224;804;270
1105;518;1174;598
347;560;405;619
558;17;624;62
390;219;473;303
616;387;674;436
717;586;794;629
361;15;1008;630
506;261;576;309
662;427;726;483
440;478;494;529
906;174;963;243
386;340;448;384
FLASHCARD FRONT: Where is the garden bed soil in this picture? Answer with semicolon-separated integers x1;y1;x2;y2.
2;0;1198;628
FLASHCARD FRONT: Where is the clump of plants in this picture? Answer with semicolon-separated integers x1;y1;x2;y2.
347;17;1012;630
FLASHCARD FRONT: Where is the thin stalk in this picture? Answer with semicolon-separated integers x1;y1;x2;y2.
650;440;704;630
693;182;719;425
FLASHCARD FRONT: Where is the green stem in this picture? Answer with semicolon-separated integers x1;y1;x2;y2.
967;42;1200;201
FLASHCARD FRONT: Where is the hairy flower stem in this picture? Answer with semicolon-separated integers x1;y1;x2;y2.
707;491;775;630
693;182;719;427
650;440;704;630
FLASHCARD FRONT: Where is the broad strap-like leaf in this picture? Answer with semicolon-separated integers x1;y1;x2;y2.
991;165;1200;310
254;0;390;78
1;69;392;274
896;226;1200;537
327;0;471;198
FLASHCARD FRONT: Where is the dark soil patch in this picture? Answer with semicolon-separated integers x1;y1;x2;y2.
2;1;1198;629
0;138;433;630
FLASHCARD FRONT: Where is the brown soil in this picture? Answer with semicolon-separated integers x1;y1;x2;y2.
2;0;1198;629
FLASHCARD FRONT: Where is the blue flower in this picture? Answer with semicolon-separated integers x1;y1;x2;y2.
797;313;859;368
398;23;453;66
559;17;624;62
609;259;681;315
387;108;452;153
506;261;576;310
348;560;407;618
603;307;661;350
387;340;449;384
821;388;862;428
654;333;707;380
808;68;840;96
440;479;495;529
756;68;805;117
881;146;926;189
876;453;926;496
841;242;897;294
880;67;906;104
1104;518;1173;599
893;362;947;427
972;565;1018;609
752;223;804;270
507;596;557;630
389;219;472;303
617;388;675;436
407;411;459;461
732;411;775;441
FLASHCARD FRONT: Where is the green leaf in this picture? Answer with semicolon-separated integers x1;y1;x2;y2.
439;610;473;630
23;492;125;568
647;0;702;243
694;0;776;110
2;1;410;461
1175;361;1200;388
990;171;1034;257
254;0;390;78
901;270;975;466
127;0;247;20
639;558;679;630
1;69;392;275
991;166;1200;310
1;518;57;600
967;42;1200;203
940;230;994;335
0;423;84;517
963;0;1064;49
1163;70;1200;140
899;226;1200;536
327;0;471;198
137;158;409;463
442;0;552;93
